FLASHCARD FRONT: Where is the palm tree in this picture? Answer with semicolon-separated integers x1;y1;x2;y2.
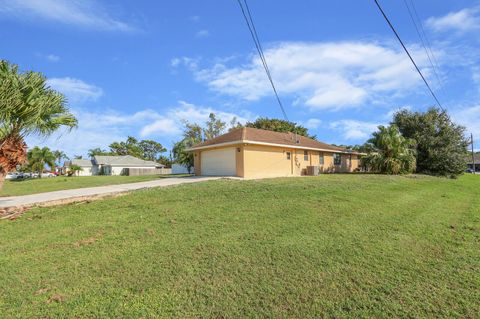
53;150;68;173
364;125;416;175
0;60;77;188
68;164;83;177
27;147;56;177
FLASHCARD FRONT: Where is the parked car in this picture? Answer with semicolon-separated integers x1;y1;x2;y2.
5;173;18;180
466;168;475;174
41;172;56;178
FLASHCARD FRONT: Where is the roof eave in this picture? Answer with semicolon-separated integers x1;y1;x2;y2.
187;139;362;154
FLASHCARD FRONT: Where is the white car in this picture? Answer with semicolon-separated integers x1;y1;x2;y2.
5;173;18;180
41;172;56;178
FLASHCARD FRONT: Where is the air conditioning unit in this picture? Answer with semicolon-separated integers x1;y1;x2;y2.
306;166;320;176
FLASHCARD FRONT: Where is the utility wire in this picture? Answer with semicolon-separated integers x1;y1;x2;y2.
408;0;443;78
373;0;445;111
402;0;443;93
236;0;289;121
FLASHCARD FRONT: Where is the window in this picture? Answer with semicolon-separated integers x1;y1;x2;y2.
319;152;324;165
334;153;342;165
304;150;308;161
286;152;291;160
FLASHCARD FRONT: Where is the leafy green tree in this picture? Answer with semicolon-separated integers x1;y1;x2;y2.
139;140;166;161
392;108;469;177
229;117;243;132
364;125;416;175
88;147;110;158
204;113;227;140
173;122;204;173
245;117;314;138
109;136;143;158
172;141;193;173
27;146;56;177
157;154;173;168
0;60;77;189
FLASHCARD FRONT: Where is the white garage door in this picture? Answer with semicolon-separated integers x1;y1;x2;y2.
201;147;236;176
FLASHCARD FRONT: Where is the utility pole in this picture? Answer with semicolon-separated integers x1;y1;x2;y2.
472;133;476;174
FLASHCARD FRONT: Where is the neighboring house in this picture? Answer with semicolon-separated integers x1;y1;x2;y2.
466;153;480;172
64;155;164;176
187;127;362;179
94;155;164;175
64;159;96;176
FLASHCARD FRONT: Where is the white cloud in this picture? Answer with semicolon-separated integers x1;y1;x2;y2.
25;101;255;157
304;118;322;129
36;53;60;62
46;77;104;102
45;54;60;62
426;6;480;33
190;15;200;22
452;105;480;142
171;57;200;70
0;0;138;32
330;120;382;140
190;41;432;111
195;29;210;38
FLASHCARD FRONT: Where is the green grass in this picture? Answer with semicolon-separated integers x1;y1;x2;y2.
0;174;479;318
0;174;190;197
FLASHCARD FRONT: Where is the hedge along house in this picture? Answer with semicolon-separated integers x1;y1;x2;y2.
187;127;362;179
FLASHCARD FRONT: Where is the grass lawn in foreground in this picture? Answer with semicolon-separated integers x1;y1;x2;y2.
0;174;479;318
0;174;190;197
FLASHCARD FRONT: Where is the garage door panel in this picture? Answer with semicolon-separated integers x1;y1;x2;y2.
201;148;236;176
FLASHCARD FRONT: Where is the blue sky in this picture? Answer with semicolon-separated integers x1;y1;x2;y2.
1;0;479;156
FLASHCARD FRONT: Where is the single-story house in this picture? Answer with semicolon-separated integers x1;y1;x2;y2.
466;153;480;172
65;155;164;176
187;127;362;179
65;159;96;176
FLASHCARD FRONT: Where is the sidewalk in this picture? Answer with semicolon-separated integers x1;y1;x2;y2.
0;176;220;209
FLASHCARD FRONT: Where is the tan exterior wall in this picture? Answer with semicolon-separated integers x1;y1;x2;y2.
194;144;360;178
243;144;294;179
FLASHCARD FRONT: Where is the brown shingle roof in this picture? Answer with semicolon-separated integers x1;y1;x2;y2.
189;127;354;153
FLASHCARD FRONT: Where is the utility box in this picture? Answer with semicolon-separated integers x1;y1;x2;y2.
306;166;320;176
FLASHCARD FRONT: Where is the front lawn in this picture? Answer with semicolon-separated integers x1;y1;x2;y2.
0;174;479;318
0;174;190;197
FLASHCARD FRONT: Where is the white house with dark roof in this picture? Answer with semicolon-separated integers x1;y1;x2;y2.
65;155;164;176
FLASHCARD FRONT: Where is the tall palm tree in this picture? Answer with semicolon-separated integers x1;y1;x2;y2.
27;147;56;177
364;125;416;175
0;60;77;188
53;149;68;172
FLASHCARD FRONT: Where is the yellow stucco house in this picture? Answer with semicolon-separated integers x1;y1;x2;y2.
188;127;361;179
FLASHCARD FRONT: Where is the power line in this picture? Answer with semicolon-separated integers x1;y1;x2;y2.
373;0;445;111
236;0;289;121
408;0;443;80
402;0;443;93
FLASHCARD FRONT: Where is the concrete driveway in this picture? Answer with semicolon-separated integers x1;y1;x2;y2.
0;176;221;209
